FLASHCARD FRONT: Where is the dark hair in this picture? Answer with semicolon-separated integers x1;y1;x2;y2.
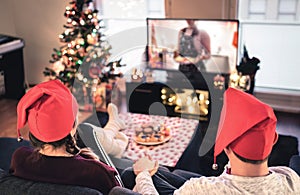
29;131;99;160
28;116;99;160
29;132;80;155
181;27;199;37
233;150;268;164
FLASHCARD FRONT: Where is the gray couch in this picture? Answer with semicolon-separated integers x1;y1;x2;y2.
0;133;138;194
0;168;102;195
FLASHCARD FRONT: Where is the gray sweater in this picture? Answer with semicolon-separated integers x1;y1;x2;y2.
135;166;300;195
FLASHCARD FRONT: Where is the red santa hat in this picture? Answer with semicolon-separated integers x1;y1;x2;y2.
17;79;78;142
212;87;278;170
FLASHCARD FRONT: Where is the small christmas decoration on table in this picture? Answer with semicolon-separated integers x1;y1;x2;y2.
134;123;171;145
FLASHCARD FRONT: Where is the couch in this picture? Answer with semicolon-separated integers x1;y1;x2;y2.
0;168;102;195
289;155;300;176
0;136;139;195
0;168;139;195
0;137;31;172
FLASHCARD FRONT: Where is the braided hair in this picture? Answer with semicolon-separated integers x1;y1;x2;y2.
29;132;99;161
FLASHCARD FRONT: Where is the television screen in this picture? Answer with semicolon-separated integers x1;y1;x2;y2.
146;18;239;74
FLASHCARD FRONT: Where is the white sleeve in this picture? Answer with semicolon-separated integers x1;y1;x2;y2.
134;171;159;195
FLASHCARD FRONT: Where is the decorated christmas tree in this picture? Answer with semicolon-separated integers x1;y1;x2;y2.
44;0;124;111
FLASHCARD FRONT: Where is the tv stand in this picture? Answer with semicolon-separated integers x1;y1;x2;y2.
126;69;226;121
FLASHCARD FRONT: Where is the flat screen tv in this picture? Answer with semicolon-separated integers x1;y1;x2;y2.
146;18;239;74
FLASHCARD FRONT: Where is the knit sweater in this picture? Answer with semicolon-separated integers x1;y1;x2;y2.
135;166;300;195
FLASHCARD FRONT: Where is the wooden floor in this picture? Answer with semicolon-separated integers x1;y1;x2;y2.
0;99;21;139
0;97;299;152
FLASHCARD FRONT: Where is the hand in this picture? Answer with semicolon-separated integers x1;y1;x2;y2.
149;161;159;176
195;55;204;63
133;155;159;176
175;56;201;64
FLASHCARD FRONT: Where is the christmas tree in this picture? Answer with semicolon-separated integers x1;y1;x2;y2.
44;0;124;111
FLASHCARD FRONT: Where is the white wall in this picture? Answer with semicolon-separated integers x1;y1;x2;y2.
1;0;67;85
0;0;16;35
165;0;238;19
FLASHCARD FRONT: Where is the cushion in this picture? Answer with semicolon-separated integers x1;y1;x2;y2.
0;137;31;171
269;135;299;166
289;155;300;176
77;123;134;180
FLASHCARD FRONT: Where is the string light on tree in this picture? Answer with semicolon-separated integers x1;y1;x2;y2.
43;0;125;111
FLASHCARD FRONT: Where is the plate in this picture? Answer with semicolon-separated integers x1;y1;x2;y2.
133;124;172;146
134;134;172;146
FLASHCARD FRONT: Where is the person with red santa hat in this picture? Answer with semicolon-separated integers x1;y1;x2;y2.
126;87;300;195
9;79;121;194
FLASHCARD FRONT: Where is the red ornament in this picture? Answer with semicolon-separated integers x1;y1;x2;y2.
89;64;101;78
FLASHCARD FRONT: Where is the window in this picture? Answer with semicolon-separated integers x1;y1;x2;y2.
249;0;267;19
278;0;298;20
94;0;165;73
240;0;300;21
239;0;300;91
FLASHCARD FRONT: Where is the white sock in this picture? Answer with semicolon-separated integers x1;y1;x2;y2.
105;103;126;130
